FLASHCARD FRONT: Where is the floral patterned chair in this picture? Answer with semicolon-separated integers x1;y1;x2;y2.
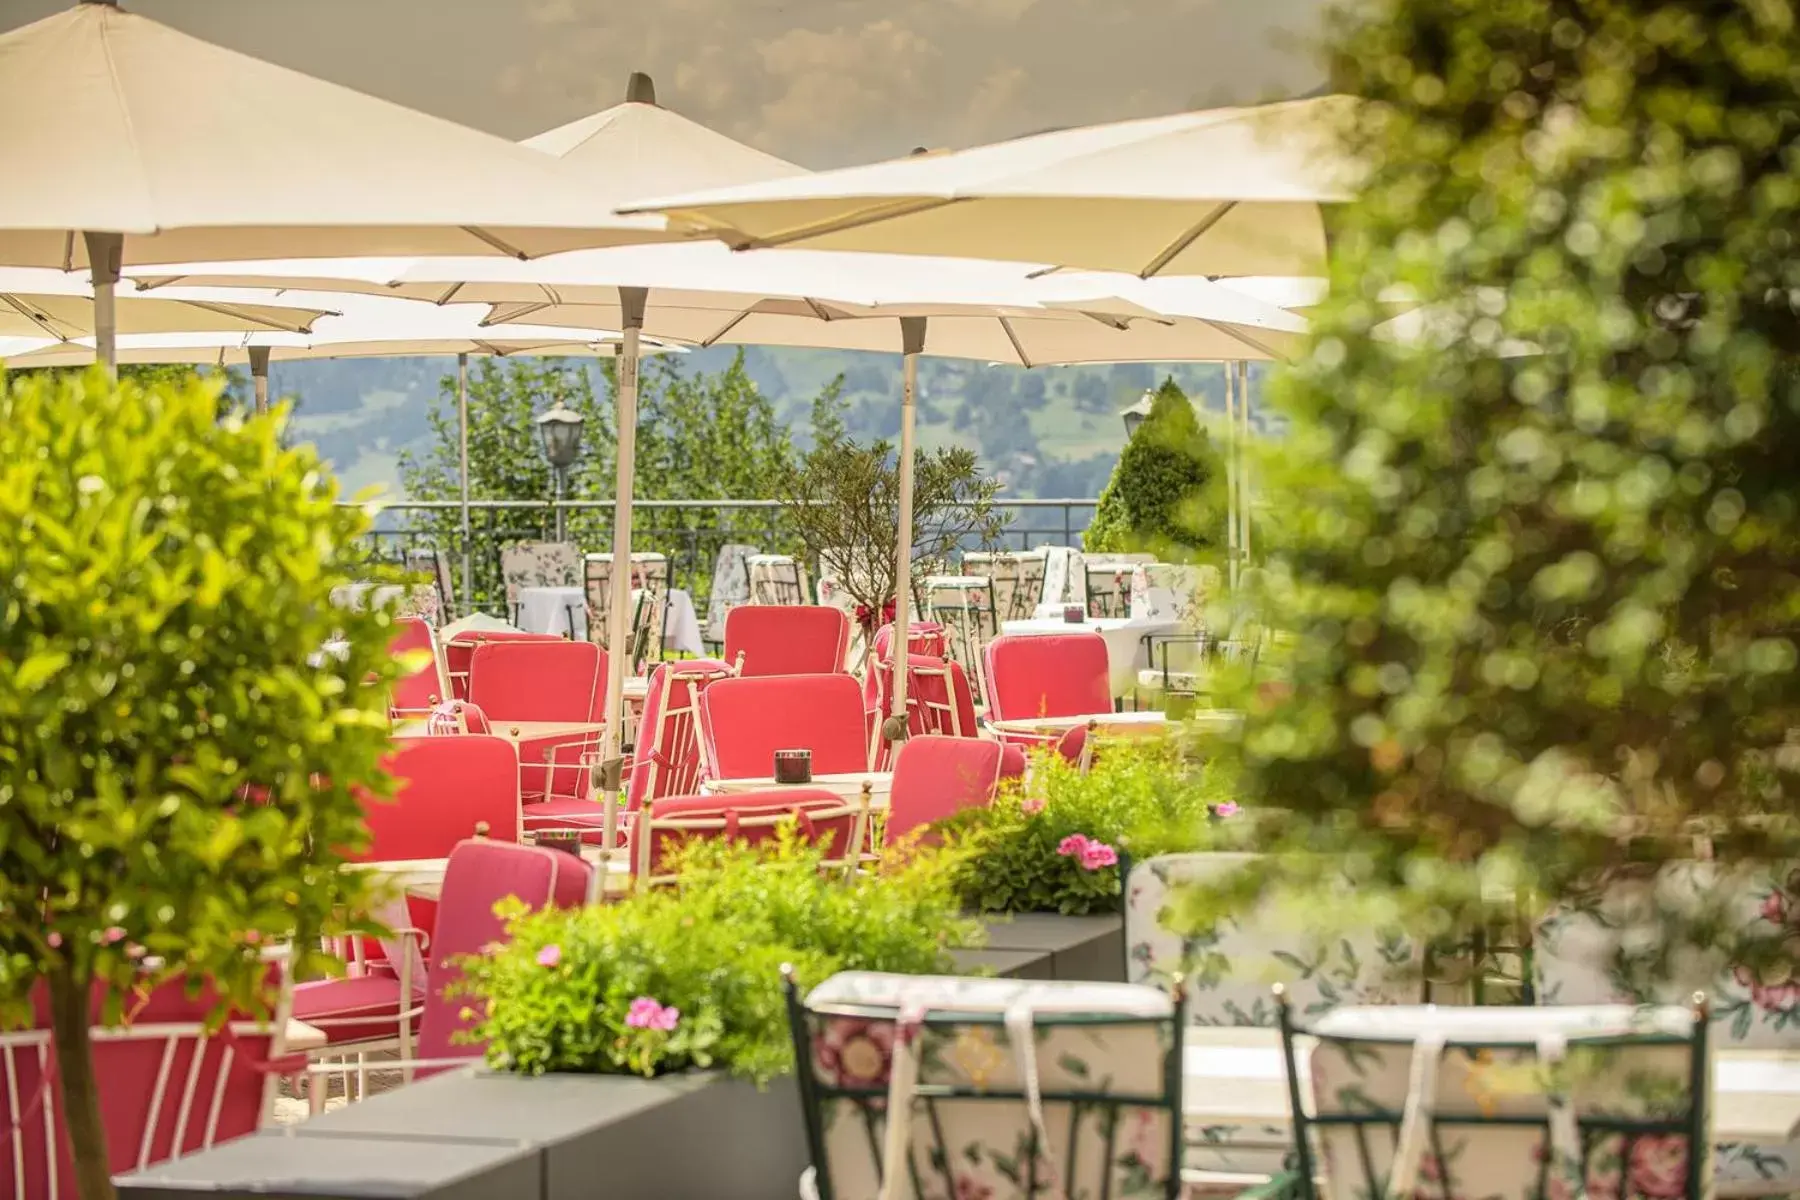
500;541;580;625
403;545;456;624
962;551;1049;623
1280;998;1712;1200
582;552;669;648
1535;861;1800;1195
785;970;1184;1200
1126;853;1423;1181
1039;546;1085;614
747;553;809;606
1082;555;1152;618
704;542;760;644
923;573;996;700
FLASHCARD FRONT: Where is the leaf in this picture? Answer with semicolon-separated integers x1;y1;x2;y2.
13;650;70;691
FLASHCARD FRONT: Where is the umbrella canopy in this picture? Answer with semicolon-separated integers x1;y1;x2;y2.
0;292;674;366
525;72;803;195
0;2;672;271
0;268;330;338
619;96;1361;277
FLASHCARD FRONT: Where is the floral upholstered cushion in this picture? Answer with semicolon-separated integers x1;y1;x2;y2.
500;541;580;604
704;543;758;641
1535;862;1800;1193
1128;564;1214;629
1305;1005;1703;1200
747;554;808;606
1125;853;1422;1027
797;972;1181;1200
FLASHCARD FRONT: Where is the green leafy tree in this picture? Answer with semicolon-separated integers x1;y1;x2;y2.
1221;0;1800;944
0;370;400;1200
1084;377;1226;561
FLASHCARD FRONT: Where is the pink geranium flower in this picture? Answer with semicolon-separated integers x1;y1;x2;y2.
626;996;680;1031
1057;834;1091;858
1213;801;1241;818
102;926;126;945
1079;841;1119;870
536;944;562;968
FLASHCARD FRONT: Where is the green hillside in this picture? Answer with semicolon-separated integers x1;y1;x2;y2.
269;349;1278;501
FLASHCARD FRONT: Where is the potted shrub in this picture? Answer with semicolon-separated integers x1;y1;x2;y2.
0;369;403;1200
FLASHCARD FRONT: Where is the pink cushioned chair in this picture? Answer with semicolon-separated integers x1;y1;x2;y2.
468;639;606;802
982;632;1112;749
697;673;870;780
1;965;298;1196
627;790;864;887
723;605;850;677
884;736;1004;847
443;628;563;700
387;616;448;721
523;659;734;844
413;839;593;1074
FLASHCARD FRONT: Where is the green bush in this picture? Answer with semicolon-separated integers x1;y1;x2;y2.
1085;377;1226;561
1221;0;1800;942
0;368;401;1200
461;832;978;1082
939;740;1242;915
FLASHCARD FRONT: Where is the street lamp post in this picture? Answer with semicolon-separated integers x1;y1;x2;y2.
535;402;585;542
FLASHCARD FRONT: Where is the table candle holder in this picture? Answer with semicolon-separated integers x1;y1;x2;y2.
774;749;813;784
1062;604;1086;624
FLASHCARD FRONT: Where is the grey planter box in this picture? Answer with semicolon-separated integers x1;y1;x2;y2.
119;1068;806;1200
974;912;1125;982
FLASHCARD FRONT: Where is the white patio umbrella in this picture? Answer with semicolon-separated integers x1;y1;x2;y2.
619;96;1362;277
0;4;684;370
0;290;327;339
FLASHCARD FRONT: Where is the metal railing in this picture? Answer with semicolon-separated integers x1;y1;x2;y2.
351;497;1099;616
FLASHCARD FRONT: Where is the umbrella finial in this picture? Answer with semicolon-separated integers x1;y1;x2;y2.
625;72;657;106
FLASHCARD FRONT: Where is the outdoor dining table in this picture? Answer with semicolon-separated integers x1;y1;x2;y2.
1001;615;1180;700
347;845;632;902
516;584;707;654
988;711;1173;738
700;771;894;809
1181;1025;1800;1145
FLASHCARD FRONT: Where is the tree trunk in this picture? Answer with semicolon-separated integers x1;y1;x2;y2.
46;965;117;1200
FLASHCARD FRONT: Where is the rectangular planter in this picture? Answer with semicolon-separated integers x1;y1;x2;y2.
120;1068;807;1200
975;912;1126;982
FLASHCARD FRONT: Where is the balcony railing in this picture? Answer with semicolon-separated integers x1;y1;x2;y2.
350;497;1098;616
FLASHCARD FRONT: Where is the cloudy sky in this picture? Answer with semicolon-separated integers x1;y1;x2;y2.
0;0;1331;167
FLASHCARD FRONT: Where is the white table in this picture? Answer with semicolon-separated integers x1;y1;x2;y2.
1181;1026;1800;1144
347;845;632;901
516;585;586;638
517;585;705;654
988;711;1172;738
701;772;893;809
1001;616;1180;699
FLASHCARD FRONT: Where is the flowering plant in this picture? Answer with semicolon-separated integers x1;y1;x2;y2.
459;829;975;1081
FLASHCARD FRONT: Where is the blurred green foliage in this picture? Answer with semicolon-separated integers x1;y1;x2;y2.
463;831;976;1082
0;369;401;1186
1221;0;1800;943
1085;376;1227;561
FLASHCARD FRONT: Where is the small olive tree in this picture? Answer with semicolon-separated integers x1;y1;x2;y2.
0;369;401;1200
779;427;1004;624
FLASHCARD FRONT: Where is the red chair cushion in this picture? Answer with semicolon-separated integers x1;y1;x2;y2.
723;606;850;676
360;736;521;861
629;789;853;876
697;673;868;779
292;975;418;1047
982;633;1112;721
885;736;1004;845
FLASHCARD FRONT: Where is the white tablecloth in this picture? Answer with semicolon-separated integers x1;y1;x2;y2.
518;585;706;655
1000;616;1180;699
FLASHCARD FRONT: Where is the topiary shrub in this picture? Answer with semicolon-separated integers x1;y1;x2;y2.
1214;0;1800;951
1084;376;1226;561
0;368;402;1200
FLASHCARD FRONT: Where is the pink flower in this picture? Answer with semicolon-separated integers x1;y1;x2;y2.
125;944;147;960
1213;801;1241;818
1019;795;1045;815
626;996;679;1031
102;926;126;945
46;933;62;949
1626;1135;1689;1200
1079;841;1119;870
1057;834;1091;858
536;944;562;968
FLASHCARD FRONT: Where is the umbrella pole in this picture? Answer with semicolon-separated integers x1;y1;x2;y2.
599;287;649;861
1238;361;1252;568
884;317;928;748
83;231;123;378
1224;360;1239;591
457;353;473;615
248;345;271;414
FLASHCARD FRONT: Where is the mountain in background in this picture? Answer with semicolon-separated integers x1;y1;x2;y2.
276;350;1280;501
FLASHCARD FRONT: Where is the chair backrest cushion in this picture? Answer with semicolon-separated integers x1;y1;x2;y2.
362;736;521;860
467;640;604;722
885;736;1003;846
697;673;868;778
723;605;849;677
630;789;853;877
415;839;592;1066
388;616;445;715
983;632;1112;720
1126;853;1420;1026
